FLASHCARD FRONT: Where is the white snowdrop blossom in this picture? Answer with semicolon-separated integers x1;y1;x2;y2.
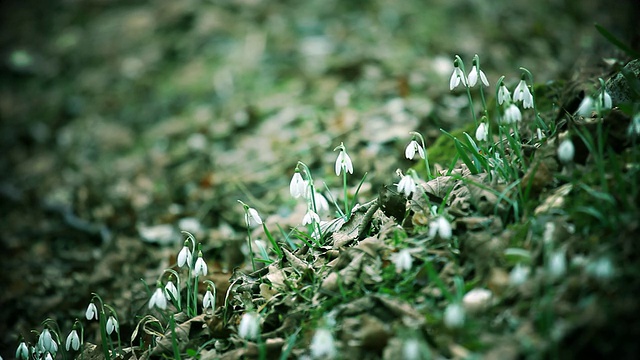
392;249;413;273
405;140;425;160
310;328;337;359
443;303;465;329
396;172;417;197
475;122;488;142
509;264;530;286
44;353;53;360
85;302;98;321
106;316;119;335
587;257;615;280
177;243;192;268
576;96;594;117
289;171;306;198
468;65;489;87
203;288;215;310
245;207;263;227
238;312;260;340
334;145;353;176
598;90;612;109
462;288;493;312
429;216;452;239
402;338;422;360
497;83;511;105
313;192;330;213
65;330;81;351
449;62;467;90
38;329;57;354
16;341;29;359
194;252;208;277
164;280;179;302
548;250;567;278
513;79;533;108
149;287;167;310
503;104;522;124
557;138;575;164
302;210;320;226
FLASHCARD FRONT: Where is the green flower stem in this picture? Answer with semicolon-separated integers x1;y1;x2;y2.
342;170;349;220
297;161;323;246
91;294;112;360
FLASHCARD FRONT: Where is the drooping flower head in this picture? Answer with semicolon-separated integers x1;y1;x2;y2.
496;76;511;105
85;302;98;321
289;170;306;199
65;329;81;351
396;169;417;197
310;328;337;359
449;56;467;90
177;240;192;268
334;142;353;176
238;312;260;340
503;103;522;124
106;315;118;335
203;285;215;311
557;138;575;164
513;76;533;109
475;122;488;142
392;248;414;273
405;140;425;160
194;250;208;277
149;283;167;310
468;55;489;87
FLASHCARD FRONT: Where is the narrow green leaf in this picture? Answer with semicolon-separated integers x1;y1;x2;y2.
595;23;640;58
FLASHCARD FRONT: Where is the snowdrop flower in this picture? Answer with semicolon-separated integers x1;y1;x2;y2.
313;192;330;213
245;207;263;227
334;143;353;176
44;353;53;360
177;241;192;268
402;338;422;360
509;264;530;286
443;303;465;329
497;83;511;105
65;330;81;351
310;328;336;359
513;78;533;109
462;288;493;312
203;287;215;311
449;58;467;90
16;341;29;359
468;56;489;87
429;216;452;239
164;279;179;302
576;96;594;117
38;329;57;354
85;302;98;321
557;138;575;164
475;122;488;142
548;250;566;278
587;257;615;280
405;140;425;160
392;249;413;273
598;90;612;110
238;312;260;340
503;104;522;124
396;171;417;197
106;316;119;335
194;251;208;277
302;209;320;226
149;285;167;310
289;171;306;198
